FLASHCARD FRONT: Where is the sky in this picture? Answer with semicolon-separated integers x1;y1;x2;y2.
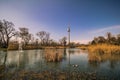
0;0;120;44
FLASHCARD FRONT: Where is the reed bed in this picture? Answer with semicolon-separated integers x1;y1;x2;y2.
88;44;120;54
44;49;64;62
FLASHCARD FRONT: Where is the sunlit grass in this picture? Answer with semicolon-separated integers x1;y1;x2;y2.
44;49;64;62
88;44;120;54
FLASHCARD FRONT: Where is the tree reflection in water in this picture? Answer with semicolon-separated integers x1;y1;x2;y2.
88;52;120;69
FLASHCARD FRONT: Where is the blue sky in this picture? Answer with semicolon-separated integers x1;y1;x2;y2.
0;0;120;44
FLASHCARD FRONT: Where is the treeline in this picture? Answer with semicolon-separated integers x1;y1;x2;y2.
0;19;70;49
88;33;120;54
91;32;120;45
0;19;81;49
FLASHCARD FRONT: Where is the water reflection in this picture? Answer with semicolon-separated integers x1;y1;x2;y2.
68;48;81;54
88;52;120;79
0;50;42;70
0;51;7;66
88;52;120;68
0;49;67;71
0;49;120;79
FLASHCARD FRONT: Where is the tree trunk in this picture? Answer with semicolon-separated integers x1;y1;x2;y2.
6;38;9;48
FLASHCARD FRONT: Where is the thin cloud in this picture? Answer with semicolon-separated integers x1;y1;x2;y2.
90;25;120;33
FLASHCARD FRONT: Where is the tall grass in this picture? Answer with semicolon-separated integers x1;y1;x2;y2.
44;49;64;62
88;44;120;54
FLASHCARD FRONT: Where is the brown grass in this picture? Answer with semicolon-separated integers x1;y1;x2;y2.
0;65;98;80
88;44;120;54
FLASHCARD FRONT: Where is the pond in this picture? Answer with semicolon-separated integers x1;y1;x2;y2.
0;48;120;79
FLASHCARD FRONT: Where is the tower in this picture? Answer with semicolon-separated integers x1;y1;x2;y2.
67;26;70;45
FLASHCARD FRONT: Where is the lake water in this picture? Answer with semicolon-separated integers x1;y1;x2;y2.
0;48;120;79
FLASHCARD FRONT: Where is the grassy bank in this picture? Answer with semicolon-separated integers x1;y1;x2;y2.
7;44;71;50
7;46;68;50
0;65;104;80
0;48;7;51
88;44;120;54
7;44;42;50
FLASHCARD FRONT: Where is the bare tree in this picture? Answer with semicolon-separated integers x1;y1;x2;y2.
59;37;67;46
19;27;31;45
14;31;20;42
36;31;46;45
110;36;117;45
0;20;16;48
0;32;2;47
44;32;50;45
49;39;58;46
35;38;39;46
117;34;120;45
30;34;34;44
0;22;2;47
97;36;106;43
91;37;99;44
106;32;112;43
